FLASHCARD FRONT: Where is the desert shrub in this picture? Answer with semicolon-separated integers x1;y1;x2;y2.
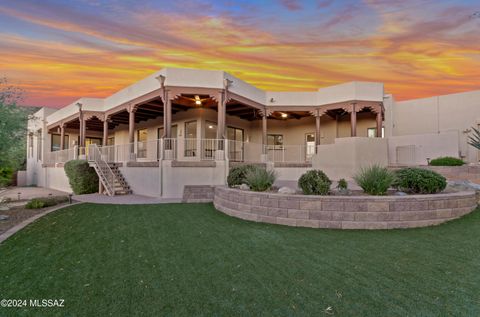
0;166;13;187
25;197;57;209
337;178;348;191
227;164;257;187
429;156;465;166
298;170;332;195
393;167;446;194
64;160;98;194
244;167;276;192
354;165;394;195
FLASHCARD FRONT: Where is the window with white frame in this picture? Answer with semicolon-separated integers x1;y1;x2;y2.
267;134;283;150
367;127;384;138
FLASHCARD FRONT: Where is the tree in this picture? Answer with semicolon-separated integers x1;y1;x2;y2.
0;78;33;173
468;127;480;151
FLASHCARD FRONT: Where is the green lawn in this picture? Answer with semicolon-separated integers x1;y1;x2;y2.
0;203;479;316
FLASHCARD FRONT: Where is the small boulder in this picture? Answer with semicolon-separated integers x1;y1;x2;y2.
278;186;296;194
239;184;250;190
0;206;9;211
0;215;9;221
394;191;408;196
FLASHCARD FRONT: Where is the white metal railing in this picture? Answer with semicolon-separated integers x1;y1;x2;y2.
44;147;85;164
44;139;314;164
88;144;115;196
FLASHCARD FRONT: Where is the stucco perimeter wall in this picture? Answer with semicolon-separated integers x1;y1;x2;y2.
214;187;476;230
119;166;160;198
44;167;72;193
387;132;459;165
312;137;388;179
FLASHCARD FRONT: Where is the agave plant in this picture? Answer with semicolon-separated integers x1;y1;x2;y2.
468;127;480;150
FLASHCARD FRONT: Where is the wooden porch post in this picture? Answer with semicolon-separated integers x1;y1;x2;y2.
128;106;135;158
60;123;65;150
102;116;109;146
315;110;321;153
262;111;268;155
81;117;86;147
376;109;382;138
350;103;357;137
165;91;172;138
216;91;226;152
77;103;84;147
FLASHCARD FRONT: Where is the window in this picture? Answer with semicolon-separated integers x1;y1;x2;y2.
51;134;69;151
157;125;177;139
37;130;42;161
267;134;283;150
28;133;33;158
185;121;197;157
107;137;115;146
367;127;385;138
137;129;148;158
305;133;315;160
204;121;217;139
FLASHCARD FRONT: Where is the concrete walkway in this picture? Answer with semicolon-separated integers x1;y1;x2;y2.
73;193;182;205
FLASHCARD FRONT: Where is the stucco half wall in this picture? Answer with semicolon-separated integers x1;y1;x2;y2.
312;137;388;180
387;131;459;165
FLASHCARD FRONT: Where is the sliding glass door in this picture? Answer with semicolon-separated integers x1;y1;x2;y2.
227;127;244;161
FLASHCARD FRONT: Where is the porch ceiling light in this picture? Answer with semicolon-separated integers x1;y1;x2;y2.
194;95;202;105
281;113;288;118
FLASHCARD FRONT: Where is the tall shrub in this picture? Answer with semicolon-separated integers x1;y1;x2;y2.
298;170;332;195
64;160;99;194
0;167;13;187
244;167;276;192
354;165;394;196
393;168;446;194
227;164;257;187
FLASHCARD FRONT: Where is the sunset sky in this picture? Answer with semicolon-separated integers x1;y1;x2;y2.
1;0;479;108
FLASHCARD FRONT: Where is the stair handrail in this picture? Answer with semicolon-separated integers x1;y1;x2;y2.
88;144;116;196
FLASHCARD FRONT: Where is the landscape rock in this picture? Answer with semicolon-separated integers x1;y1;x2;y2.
394;191;408;196
278;186;296;194
239;184;250;191
0;215;9;221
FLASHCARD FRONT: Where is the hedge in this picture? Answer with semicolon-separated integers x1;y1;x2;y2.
298;170;332;195
393;168;446;194
64;160;99;194
429;157;465;166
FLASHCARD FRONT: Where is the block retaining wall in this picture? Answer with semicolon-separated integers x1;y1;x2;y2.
183;185;216;203
214;187;477;229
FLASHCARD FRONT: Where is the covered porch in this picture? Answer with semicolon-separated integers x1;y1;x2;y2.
44;81;384;166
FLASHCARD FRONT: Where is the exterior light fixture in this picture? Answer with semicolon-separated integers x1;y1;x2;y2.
194;95;202;105
208;125;214;129
281;113;288;118
76;102;82;110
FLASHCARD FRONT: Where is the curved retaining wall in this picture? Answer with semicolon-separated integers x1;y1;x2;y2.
214;187;477;229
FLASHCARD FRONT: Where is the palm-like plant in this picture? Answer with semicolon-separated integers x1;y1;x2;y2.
468;127;480;150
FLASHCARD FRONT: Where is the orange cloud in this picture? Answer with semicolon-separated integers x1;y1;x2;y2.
0;1;478;108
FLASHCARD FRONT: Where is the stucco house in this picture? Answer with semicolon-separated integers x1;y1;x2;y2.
26;68;480;198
